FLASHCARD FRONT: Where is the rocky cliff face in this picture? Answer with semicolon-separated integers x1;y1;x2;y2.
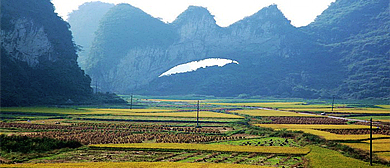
1;0;92;106
1;19;54;67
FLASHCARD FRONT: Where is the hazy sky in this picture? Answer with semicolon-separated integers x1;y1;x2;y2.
159;58;239;77
52;0;336;27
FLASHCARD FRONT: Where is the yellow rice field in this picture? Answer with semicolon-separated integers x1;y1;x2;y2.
82;108;175;113
146;99;203;103
207;102;305;108
0;107;242;118
255;124;371;129
90;143;310;154
362;139;390;144
0;162;270;168
375;119;390;123
377;105;390;109
0;107;243;118
0;107;82;114
0;107;175;115
289;129;390;141
376;152;390;162
229;109;322;117
283;108;390;114
112;111;244;118
306;145;386;168
341;143;390;152
255;124;389;141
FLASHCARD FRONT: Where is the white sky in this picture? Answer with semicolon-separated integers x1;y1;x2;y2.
159;58;239;77
51;0;336;27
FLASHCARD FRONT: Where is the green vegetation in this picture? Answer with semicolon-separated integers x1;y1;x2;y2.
0;135;81;153
0;135;81;163
307;145;386;168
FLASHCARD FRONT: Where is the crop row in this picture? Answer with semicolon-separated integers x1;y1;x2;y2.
72;122;221;133
0;122;81;130
194;152;220;162
318;129;390;135
27;131;241;145
262;116;347;124
0;162;265;168
91;143;311;154
0;122;220;134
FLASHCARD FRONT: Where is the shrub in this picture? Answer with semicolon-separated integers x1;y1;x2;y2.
0;134;81;153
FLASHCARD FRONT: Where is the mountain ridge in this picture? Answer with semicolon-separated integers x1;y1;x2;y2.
70;0;389;99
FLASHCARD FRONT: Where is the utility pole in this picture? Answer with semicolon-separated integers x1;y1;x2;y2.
370;118;373;166
95;80;98;94
130;94;133;110
196;100;200;128
331;96;335;111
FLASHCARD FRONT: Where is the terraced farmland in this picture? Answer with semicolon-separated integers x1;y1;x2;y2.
1;98;389;167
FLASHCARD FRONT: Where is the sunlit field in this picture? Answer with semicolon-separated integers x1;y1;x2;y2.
91;143;310;154
256;124;390;141
228;109;322;117
283;108;390;114
1;97;389;167
255;124;371;129
307;145;386;168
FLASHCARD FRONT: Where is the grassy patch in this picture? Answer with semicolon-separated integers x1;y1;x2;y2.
306;145;386;168
376;152;390;162
90;143;310;154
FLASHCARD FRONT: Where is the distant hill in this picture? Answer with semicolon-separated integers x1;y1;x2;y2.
72;0;389;99
68;2;114;69
1;0;93;106
303;0;390;99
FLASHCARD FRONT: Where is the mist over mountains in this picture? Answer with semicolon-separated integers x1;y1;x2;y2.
64;0;389;99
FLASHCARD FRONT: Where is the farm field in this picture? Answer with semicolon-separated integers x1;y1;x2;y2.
307;145;387;168
228;109;321;117
255;124;372;129
90;143;310;154
341;142;390;152
377;152;390;162
0;107;176;115
256;124;390;141
348;116;390;123
282;108;390;114
1;97;389;167
76;115;242;123
0;162;270;168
